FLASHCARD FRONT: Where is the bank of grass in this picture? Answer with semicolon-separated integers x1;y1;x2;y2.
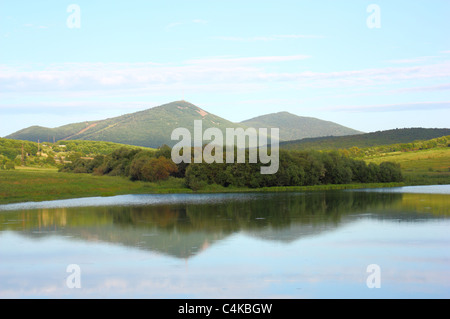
194;182;405;194
363;148;450;185
0;167;191;205
0;166;407;205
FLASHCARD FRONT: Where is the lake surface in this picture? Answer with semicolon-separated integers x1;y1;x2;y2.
0;185;449;299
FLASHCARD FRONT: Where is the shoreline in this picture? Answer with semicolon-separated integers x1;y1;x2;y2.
2;167;447;206
0;169;407;206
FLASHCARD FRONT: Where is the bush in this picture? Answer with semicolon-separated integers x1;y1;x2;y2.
378;162;403;182
5;161;15;170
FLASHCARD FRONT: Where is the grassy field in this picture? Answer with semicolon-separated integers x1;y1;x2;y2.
0;167;190;205
364;147;450;185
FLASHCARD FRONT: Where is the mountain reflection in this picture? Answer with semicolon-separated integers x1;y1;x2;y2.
0;191;448;259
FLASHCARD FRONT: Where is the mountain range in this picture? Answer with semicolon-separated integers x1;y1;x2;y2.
5;101;362;148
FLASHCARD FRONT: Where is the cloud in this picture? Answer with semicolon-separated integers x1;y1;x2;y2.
0;55;311;94
325;101;450;112
1;58;449;103
389;83;450;94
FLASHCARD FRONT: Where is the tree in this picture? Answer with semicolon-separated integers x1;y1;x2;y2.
129;155;152;181
378;162;402;182
141;156;178;182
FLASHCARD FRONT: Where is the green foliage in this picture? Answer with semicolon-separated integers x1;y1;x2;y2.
378;162;403;182
4;161;15;170
0;138;37;160
61;142;404;190
56;140;152;156
62;145;180;184
355;135;450;158
281;129;450;151
131;156;178;182
183;149;402;190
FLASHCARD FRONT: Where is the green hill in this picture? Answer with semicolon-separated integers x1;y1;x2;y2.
241;111;362;141
6;101;364;148
6;101;247;148
280;128;450;151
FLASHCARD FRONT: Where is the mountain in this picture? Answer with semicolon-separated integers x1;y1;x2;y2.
6;101;362;148
241;111;362;141
6;101;246;148
280;128;450;151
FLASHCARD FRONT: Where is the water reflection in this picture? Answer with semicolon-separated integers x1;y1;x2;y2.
1;191;448;259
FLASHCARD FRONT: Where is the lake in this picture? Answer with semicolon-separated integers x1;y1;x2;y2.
0;185;449;299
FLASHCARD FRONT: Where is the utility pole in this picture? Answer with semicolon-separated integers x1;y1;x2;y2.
21;143;25;166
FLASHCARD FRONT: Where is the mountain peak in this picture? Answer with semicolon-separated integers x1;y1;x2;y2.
155;100;209;118
241;111;362;141
5;101;362;148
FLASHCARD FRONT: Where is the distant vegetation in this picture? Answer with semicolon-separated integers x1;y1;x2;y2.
0;137;153;170
342;135;450;158
280;128;450;151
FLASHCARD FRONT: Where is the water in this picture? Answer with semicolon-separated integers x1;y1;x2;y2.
0;185;449;298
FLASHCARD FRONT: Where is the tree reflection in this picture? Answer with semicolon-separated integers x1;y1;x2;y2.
0;191;447;258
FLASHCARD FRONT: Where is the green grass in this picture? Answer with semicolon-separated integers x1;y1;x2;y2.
364;147;450;185
0;167;190;205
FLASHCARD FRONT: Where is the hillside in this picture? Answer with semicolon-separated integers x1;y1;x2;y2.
241;111;362;141
280;128;450;151
5;101;362;148
6;101;249;148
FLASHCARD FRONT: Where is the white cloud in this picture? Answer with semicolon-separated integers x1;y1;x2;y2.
389;83;450;94
324;101;450;112
1;58;449;103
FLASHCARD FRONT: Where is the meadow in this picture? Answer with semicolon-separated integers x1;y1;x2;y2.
364;148;450;185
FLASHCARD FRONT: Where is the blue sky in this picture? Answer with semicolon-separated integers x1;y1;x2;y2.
1;0;449;137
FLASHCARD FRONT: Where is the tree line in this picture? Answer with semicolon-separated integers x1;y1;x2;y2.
60;145;403;190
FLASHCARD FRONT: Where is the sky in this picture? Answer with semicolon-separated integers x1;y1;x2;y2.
0;0;449;137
